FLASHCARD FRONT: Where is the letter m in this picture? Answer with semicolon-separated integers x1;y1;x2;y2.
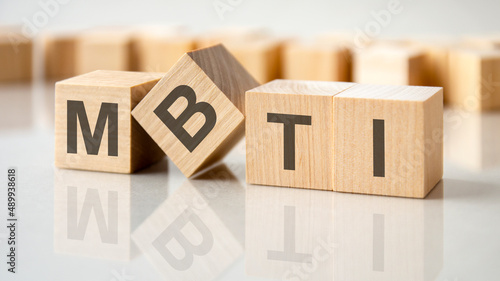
67;100;118;156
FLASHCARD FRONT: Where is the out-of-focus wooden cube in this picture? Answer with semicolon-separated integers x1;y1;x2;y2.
43;31;78;80
448;48;500;111
0;26;32;82
283;40;351;82
134;26;195;73
354;45;425;86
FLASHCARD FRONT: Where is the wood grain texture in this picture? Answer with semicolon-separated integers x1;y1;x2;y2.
354;46;425;86
333;84;443;198
0;28;32;82
44;31;78;80
55;70;165;173
447;48;500;111
246;79;355;190
134;27;195;72
132;45;259;177
76;29;134;75
283;40;351;82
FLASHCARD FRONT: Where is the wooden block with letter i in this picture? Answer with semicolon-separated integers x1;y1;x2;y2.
333;84;443;198
246;79;356;190
55;70;165;173
132;44;259;177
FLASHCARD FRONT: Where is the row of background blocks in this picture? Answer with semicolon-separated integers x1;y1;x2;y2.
1;25;500;110
54;45;442;198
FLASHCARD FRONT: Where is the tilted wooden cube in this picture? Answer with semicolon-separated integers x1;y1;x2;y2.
246;80;356;190
447;48;500;111
132;45;259;177
0;27;32;82
283;40;351;82
55;70;165;173
333;84;443;198
354;45;425;86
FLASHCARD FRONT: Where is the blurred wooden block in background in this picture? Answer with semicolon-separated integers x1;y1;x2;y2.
246;79;355;190
43;31;78;80
134;26;195;73
448;48;500;111
76;29;134;75
462;34;500;50
354;46;425;86
55;70;165;173
196;28;282;83
333;84;443;198
283;40;351;82
132;45;259;177
0;26;32;82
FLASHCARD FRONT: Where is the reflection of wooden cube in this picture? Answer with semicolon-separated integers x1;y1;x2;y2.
132;165;244;281
354;46;425;86
134;27;195;72
445;110;500;170
246;79;355;190
246;184;334;280
54;169;133;260
334;182;443;280
0;27;32;82
333;84;443;198
447;48;500;111
55;70;165;173
132;45;259;177
76;29;134;74
43;31;78;80
283;40;351;82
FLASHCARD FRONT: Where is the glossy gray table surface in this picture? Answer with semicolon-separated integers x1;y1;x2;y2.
0;82;499;281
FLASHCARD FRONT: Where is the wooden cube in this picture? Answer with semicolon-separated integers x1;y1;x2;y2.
132;45;259;177
333;84;443;198
354;46;425;86
334;182;443;280
76;29;134;75
134;27;195;72
447;48;500;111
132;164;244;280
0;28;32;82
283;40;351;82
43;31;78;80
246;79;356;190
462;34;500;50
55;70;165;173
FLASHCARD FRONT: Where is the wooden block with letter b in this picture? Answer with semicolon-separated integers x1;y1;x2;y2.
333;84;443;198
55;70;165;173
245;79;356;190
132;44;259;177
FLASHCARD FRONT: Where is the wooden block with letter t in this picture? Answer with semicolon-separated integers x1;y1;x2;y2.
333;84;443;198
132;44;259;177
246;79;356;190
55;70;165;173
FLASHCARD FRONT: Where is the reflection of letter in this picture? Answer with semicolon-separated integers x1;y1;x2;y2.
268;206;312;262
372;214;385;271
67;186;118;244
152;209;214;271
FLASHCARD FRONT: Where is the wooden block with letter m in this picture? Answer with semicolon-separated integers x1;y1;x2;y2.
132;44;259;177
55;70;165;173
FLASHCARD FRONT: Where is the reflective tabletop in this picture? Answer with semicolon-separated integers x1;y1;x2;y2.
0;82;499;280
